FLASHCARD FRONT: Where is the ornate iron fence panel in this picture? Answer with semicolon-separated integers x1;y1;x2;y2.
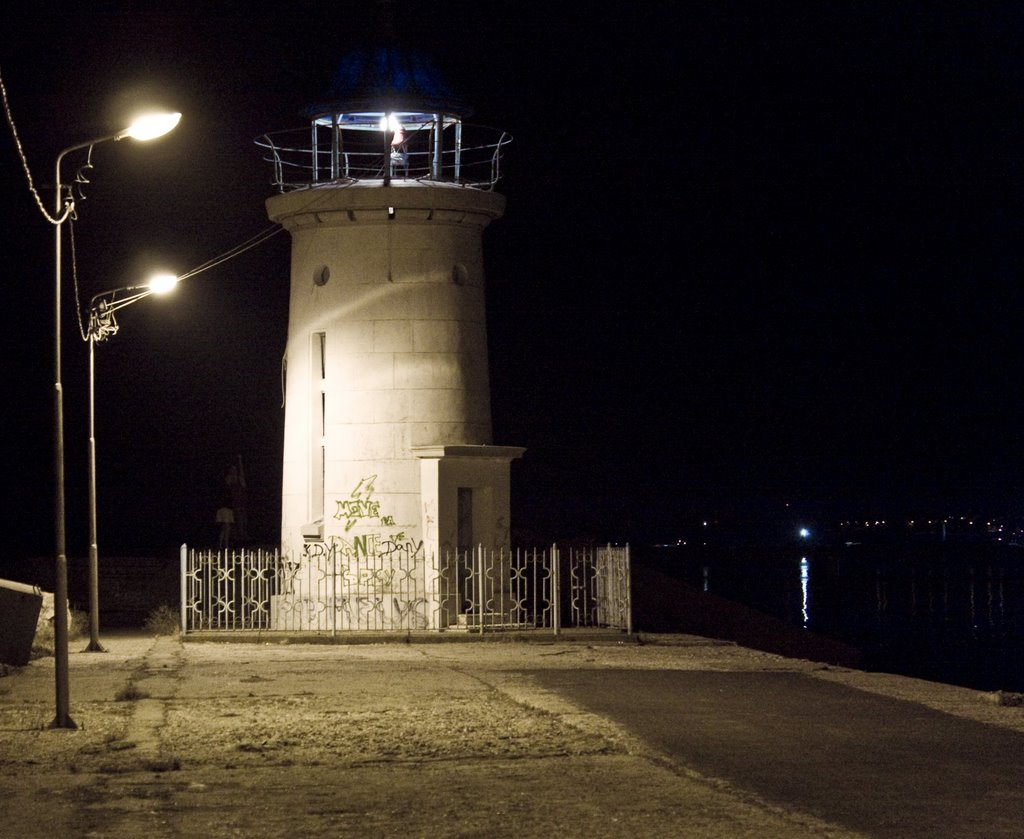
180;547;282;631
567;545;632;632
436;547;558;631
273;540;435;632
181;543;630;634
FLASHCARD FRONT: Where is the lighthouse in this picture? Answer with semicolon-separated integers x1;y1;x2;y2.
259;48;522;629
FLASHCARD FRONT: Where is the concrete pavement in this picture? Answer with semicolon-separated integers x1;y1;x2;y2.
1;631;1022;837
532;669;1024;838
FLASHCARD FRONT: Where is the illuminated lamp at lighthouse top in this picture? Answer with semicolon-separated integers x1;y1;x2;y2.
256;47;511;191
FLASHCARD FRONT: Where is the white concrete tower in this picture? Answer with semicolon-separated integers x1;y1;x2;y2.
259;49;522;628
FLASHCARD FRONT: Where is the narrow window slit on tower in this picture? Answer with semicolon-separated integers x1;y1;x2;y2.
311;332;326;521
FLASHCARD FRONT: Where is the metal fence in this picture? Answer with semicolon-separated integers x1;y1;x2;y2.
180;544;630;635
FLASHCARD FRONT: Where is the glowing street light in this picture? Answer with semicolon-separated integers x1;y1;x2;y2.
84;274;180;653
119;112;182;142
51;111;181;729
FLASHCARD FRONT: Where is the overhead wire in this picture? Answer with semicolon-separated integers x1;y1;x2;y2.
1;67;289;340
72;222;287;343
0;66;72;225
3;64;345;353
177;224;285;281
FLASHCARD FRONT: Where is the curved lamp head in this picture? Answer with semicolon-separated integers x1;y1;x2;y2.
146;273;179;294
121;112;182;141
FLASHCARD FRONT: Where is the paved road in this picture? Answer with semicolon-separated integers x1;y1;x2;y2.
532;669;1024;838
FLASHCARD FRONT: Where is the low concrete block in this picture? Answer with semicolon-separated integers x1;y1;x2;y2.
0;578;43;666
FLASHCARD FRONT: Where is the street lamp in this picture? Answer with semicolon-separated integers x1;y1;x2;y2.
84;274;179;653
51;111;181;729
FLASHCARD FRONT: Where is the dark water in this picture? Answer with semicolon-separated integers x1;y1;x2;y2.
637;543;1024;692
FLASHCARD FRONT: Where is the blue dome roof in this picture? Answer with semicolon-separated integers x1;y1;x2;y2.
306;47;471;119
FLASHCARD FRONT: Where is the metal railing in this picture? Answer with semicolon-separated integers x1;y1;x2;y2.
254;122;511;192
180;543;630;635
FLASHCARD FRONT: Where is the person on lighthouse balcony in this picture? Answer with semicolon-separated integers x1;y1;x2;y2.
390;124;409;178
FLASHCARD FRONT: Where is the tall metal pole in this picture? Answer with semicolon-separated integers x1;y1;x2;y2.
85;329;104;651
433;114;443;181
50;133;120;729
52;149;75;729
46;117;180;727
552;544;560;638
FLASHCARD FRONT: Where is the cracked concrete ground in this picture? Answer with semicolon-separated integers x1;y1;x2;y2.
1;632;1021;837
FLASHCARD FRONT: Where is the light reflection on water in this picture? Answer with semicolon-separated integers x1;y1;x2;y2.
800;556;810;628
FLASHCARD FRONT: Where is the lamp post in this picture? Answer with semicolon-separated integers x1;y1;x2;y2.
51;111;181;729
84;274;179;653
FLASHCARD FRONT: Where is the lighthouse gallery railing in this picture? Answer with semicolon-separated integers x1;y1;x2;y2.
255;122;511;192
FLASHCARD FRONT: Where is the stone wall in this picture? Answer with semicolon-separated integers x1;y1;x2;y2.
1;555;178;628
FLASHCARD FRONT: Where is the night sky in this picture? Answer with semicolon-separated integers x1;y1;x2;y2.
3;2;1024;559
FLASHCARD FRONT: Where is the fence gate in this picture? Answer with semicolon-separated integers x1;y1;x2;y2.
181;544;630;635
567;545;632;632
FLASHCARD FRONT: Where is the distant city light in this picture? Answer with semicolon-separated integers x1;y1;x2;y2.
799;557;810;627
836;512;1019;546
